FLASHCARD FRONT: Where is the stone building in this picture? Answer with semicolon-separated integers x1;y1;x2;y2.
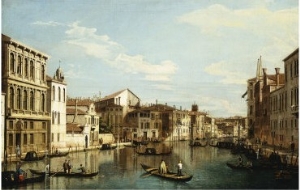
66;98;100;148
95;88;140;141
2;34;50;157
270;48;298;150
46;67;67;153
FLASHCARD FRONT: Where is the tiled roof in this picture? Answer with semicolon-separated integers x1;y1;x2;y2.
66;108;87;115
66;123;83;132
100;89;126;101
67;99;95;106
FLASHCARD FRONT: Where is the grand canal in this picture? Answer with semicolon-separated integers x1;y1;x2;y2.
3;141;298;189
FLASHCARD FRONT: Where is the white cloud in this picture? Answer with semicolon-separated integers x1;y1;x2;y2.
32;21;63;26
64;22;178;82
204;61;247;85
177;4;298;38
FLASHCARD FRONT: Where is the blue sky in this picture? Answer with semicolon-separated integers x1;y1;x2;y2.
1;0;298;117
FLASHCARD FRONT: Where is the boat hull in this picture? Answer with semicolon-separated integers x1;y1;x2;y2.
30;169;98;177
140;164;193;182
2;171;45;188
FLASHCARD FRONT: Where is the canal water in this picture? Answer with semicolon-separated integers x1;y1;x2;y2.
4;141;298;189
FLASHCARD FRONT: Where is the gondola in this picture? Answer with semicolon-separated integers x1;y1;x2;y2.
21;151;45;161
136;147;172;155
226;162;253;170
29;169;99;177
189;140;208;147
48;152;69;158
2;171;45;188
100;143;117;150
140;164;193;182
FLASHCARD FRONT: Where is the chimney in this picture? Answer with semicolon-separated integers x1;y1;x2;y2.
275;68;280;86
262;68;267;86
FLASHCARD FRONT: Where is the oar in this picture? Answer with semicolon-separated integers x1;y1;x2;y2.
50;169;64;178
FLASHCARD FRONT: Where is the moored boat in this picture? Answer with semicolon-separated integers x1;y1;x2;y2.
136;147;172;155
48;152;69;158
21;151;45;161
226;162;253;170
2;171;45;188
100;143;117;150
189;139;208;147
140;164;193;182
30;169;99;177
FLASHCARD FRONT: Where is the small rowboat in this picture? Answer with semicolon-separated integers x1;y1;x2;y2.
30;169;98;177
100;143;117;150
140;164;193;182
48;152;69;158
226;162;253;170
2;171;45;188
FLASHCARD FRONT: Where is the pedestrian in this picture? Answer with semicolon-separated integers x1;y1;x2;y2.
159;159;167;174
63;160;68;173
45;164;50;174
67;160;72;173
16;145;21;158
78;164;86;173
177;160;183;176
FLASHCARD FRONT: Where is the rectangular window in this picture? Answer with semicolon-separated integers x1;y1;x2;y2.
30;134;34;144
57;133;60;142
23;134;27;145
24;121;27;129
42;133;46;143
52;133;54;142
42;122;46;129
9;121;13;129
30;122;34;129
9;134;13;146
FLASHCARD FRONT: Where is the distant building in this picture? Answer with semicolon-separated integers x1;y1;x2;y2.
66;98;100;148
270;48;298;150
2;93;6;162
46;67;67;153
2;34;50;157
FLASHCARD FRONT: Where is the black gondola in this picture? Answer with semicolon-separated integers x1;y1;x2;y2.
99;143;117;150
136;147;172;155
21;151;45;161
2;171;45;188
48;152;69;158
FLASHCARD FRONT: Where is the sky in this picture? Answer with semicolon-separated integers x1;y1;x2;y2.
1;0;298;117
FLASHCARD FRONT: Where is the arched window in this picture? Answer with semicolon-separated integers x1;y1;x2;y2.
24;58;28;77
30;91;34;111
58;112;60;124
17;88;21;109
41;65;45;81
58;87;61;101
9;87;14;109
41;93;45;111
17;56;22;75
23;90;27;110
30;60;34;78
63;88;66;102
10;53;15;73
52;86;55;101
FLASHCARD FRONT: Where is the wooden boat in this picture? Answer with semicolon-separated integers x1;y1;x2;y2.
21;151;45;161
189;139;208;147
140;164;193;182
2;171;45;188
48;152;69;158
100;143;117;150
136;147;172;155
30;169;99;177
226;162;253;170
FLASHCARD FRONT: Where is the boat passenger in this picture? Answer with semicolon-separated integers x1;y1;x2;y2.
78;164;86;173
159;160;167;174
238;155;243;166
177;160;183;176
63;160;68;173
67;160;72;173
